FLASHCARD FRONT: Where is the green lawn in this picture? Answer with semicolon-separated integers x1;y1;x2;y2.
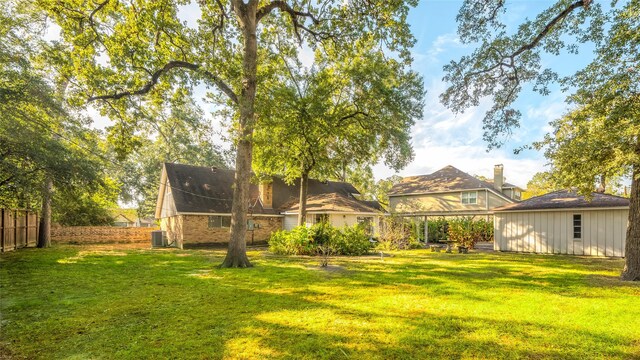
1;246;639;359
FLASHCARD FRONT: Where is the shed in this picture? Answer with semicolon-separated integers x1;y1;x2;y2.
493;190;629;257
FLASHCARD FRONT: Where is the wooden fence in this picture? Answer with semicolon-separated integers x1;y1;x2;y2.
1;209;39;252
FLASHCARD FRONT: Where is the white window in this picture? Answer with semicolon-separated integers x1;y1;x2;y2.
513;190;521;200
461;191;477;205
573;214;582;240
208;215;231;228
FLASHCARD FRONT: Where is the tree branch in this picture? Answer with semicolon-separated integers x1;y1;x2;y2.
256;1;317;22
466;0;588;80
256;1;326;42
512;0;588;58
88;60;238;104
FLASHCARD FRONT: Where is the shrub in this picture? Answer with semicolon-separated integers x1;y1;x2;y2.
427;217;448;243
377;216;418;250
268;226;314;255
268;223;373;256
447;217;493;249
332;225;372;256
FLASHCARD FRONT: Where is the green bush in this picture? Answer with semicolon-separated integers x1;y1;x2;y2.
447;217;493;249
377;216;420;250
332;225;372;256
269;223;373;256
427;217;448;243
268;226;315;255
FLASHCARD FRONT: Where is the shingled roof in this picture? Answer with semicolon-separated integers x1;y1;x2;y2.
389;165;505;196
494;190;629;211
161;163;378;215
283;193;382;213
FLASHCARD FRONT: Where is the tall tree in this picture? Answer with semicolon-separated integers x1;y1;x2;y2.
37;0;419;267
254;43;423;225
0;1;114;245
523;172;560;199
443;0;640;280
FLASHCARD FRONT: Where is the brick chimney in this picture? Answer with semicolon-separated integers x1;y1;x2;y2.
493;164;504;191
259;182;273;209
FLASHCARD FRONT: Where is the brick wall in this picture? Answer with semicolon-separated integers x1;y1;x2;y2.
161;215;283;246
51;226;160;244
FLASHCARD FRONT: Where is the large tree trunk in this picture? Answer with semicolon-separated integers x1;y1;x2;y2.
621;162;640;281
297;171;309;226
221;1;258;268
37;178;52;248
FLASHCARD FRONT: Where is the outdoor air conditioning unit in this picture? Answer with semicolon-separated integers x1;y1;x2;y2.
151;230;167;248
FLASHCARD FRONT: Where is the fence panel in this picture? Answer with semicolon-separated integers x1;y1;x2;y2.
1;209;38;252
27;212;38;247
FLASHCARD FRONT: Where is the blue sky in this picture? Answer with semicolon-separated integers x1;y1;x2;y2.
80;1;599;188
372;0;599;187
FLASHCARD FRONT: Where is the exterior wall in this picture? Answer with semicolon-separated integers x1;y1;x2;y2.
494;209;628;257
501;188;522;201
51;226;160;244
159;186;177;218
284;213;380;235
283;215;298;230
390;190;493;213
160;215;184;246
161;215;283;247
487;191;511;210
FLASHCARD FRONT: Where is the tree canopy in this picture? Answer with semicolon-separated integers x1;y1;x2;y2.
0;1;117;231
36;0;421;267
446;0;640;280
253;42;423;224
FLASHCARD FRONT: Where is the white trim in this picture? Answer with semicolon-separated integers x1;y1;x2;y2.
174;212;285;217
485;189;489;211
281;211;380;216
391;210;495;217
389;187;515;203
154;165;168;219
572;213;582;240
461;190;478;205
494;206;629;213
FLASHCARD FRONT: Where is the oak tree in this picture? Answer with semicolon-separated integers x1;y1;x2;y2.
37;0;419;267
253;43;423;225
443;0;640;280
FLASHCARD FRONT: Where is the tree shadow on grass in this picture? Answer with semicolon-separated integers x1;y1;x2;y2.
2;248;639;359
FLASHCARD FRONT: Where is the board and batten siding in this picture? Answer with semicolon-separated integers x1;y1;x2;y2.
494;209;628;257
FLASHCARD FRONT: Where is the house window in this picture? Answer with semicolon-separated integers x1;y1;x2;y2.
573;214;582;240
514;190;521;200
315;214;329;224
461;191;477;205
357;216;374;235
208;215;231;228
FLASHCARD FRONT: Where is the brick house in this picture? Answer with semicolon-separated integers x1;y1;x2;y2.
155;163;381;248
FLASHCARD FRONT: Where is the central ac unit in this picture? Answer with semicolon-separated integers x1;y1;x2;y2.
151;230;166;247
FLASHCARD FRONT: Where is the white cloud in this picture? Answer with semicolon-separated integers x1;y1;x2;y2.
430;33;462;57
372;79;547;187
374;144;545;188
177;2;201;29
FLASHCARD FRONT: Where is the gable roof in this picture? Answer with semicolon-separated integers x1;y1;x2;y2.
113;214;134;223
283;193;382;214
157;163;377;216
494;190;629;211
389;165;514;196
